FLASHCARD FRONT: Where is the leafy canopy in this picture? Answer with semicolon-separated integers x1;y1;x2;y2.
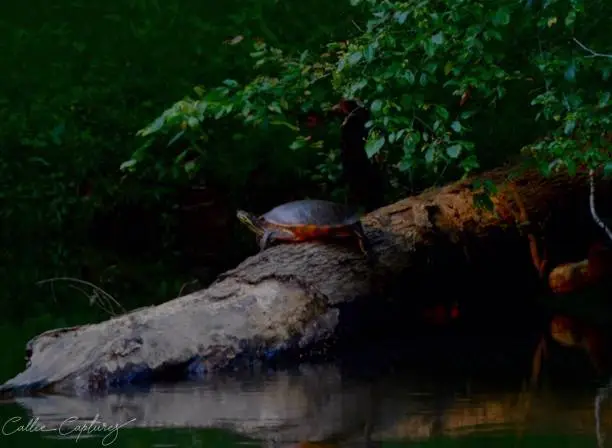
125;0;612;194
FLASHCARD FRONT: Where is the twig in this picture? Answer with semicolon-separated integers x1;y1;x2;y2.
352;20;364;33
414;115;434;133
339;102;368;128
589;169;612;242
177;279;200;298
573;38;612;59
36;277;126;316
507;184;548;278
67;285;116;316
67;284;96;305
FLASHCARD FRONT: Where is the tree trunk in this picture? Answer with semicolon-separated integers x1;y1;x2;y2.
0;166;598;396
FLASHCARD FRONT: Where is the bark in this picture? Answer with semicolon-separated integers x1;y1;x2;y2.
0;166;598;395
548;243;612;294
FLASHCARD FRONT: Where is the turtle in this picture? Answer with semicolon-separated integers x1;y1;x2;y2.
236;199;373;261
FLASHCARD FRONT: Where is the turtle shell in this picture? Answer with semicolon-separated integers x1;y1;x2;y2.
262;199;360;229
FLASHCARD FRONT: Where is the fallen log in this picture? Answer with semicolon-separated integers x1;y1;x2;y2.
0;166;598;395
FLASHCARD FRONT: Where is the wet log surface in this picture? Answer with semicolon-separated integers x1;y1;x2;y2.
0;166;599;396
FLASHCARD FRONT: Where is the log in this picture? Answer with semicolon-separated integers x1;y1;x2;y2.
0;166;596;395
548;241;612;294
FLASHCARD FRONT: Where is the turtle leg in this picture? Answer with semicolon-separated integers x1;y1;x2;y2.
352;222;375;264
259;228;296;252
259;229;275;252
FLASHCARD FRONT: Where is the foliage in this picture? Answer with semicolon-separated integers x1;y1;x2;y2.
128;0;612;196
0;0;365;318
3;0;612;323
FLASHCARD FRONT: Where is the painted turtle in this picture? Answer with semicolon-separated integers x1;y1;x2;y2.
237;199;373;261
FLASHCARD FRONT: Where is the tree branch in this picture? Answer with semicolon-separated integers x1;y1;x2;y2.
589;169;612;242
573;38;612;59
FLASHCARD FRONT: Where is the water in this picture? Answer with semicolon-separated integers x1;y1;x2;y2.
0;363;611;447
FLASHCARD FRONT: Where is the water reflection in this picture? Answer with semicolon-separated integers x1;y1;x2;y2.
595;379;612;448
3;363;612;446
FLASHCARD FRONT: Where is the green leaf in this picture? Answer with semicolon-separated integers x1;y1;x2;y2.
184;160;198;174
405;133;421;151
175;150;189;163
419;72;428;86
222;79;238;88
451;121;462;133
460;110;477;120
289;139;306;150
492;8;511;26
564;120;576;135
370;99;383;113
446;144;462;159
167;130;186;147
364;44;377;62
538;160;552;177
482;180;498;194
120;160;137;171
425;147;435;164
347;52;363;66
436;107;449;120
564;63;576;82
431;32;444;45
395;11;409;25
604;162;612;178
486;30;503;41
28;156;50;166
270;120;299;131
461;155;480;172
141;115;165;136
267;102;282;114
404;70;415;85
599;92;610;108
187;117;200;128
423;40;435;57
473;193;494;211
365;135;385;157
398;156;413;172
349;78;368;95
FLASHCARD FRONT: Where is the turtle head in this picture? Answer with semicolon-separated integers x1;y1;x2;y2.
236;210;264;235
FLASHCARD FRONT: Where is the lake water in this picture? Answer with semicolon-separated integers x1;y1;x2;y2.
1;361;611;448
